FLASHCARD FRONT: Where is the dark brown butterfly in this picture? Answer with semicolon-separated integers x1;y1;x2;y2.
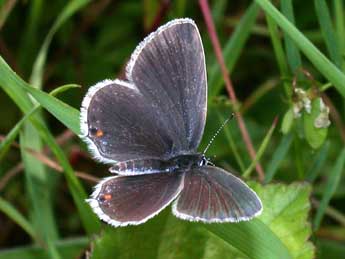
80;18;262;227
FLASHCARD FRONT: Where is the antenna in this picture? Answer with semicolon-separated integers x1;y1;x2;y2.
203;113;234;155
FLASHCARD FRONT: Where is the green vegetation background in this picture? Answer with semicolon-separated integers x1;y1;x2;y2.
0;0;344;258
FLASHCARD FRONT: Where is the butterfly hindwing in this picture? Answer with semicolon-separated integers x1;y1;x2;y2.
172;166;262;222
88;172;184;227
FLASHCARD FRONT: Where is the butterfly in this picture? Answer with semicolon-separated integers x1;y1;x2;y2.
80;18;262;227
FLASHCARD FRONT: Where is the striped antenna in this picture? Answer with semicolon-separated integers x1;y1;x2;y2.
203;113;234;155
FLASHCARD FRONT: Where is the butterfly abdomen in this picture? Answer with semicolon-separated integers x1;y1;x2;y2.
109;159;173;175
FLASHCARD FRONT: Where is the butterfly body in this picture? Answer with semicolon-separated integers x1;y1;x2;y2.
81;18;262;227
109;154;206;175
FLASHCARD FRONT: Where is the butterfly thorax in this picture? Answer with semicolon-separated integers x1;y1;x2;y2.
109;154;206;175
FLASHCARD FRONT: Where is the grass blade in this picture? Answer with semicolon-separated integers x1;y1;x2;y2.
208;3;260;96
205;219;291;259
0;107;38;161
30;0;91;88
0;84;79;162
264;133;293;183
314;0;342;68
0;237;88;259
255;0;345;98
334;0;345;71
243;117;278;178
0;197;38;243
306;141;330;182
20;124;60;259
0;55;100;235
0;56;80;134
313;147;345;230
280;0;302;72
265;15;291;96
216;112;246;173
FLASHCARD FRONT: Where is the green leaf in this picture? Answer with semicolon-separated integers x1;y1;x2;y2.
313;147;345;230
255;0;345;98
281;108;294;134
304;98;328;149
254;182;314;259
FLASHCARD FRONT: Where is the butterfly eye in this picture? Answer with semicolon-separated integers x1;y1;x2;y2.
199;158;207;166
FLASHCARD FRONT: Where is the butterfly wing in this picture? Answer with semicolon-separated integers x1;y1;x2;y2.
81;79;177;163
126;18;207;153
81;19;207;163
88;172;184;226
173;166;262;222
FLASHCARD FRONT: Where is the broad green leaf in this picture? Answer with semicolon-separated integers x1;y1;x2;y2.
254;182;314;259
255;0;345;98
304;98;328;149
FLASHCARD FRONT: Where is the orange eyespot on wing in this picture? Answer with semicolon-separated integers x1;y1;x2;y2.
96;129;104;137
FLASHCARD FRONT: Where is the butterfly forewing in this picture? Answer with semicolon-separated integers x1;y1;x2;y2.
81;19;207;163
173;166;262;222
81;80;175;163
88;172;184;227
127;19;207;153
